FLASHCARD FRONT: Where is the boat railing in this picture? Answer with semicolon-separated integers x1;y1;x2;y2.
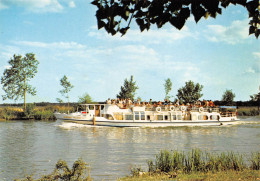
190;107;219;112
220;112;237;117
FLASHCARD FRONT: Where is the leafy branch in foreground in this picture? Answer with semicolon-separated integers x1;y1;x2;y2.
91;0;260;38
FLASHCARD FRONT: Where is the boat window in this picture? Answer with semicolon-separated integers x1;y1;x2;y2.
164;115;168;120
147;115;150;120
134;111;139;120
95;105;99;110
177;115;182;120
210;115;218;120
125;114;133;120
89;105;94;110
140;112;145;120
172;115;177;120
198;115;203;120
101;105;104;110
157;115;163;120
114;113;123;120
104;114;113;120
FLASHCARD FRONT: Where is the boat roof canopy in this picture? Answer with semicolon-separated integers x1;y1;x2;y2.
219;106;237;109
80;103;106;106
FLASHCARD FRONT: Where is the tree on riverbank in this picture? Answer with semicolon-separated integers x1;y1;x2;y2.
78;93;93;104
1;53;39;111
176;80;203;104
117;75;138;100
250;87;260;110
222;89;236;105
91;0;259;38
164;78;172;100
59;75;74;112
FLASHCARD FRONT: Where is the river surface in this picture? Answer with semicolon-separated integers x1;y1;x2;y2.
0;117;259;180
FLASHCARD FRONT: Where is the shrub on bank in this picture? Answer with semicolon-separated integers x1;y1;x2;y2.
15;159;92;181
33;110;55;120
0;107;21;120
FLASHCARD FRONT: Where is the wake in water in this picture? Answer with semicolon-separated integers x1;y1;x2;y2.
57;122;94;129
234;116;260;125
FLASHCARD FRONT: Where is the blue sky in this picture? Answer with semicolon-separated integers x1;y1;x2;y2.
0;0;259;103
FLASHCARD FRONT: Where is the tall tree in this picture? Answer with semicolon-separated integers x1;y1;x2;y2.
176;80;203;104
59;75;74;109
164;78;172;100
1;53;39;111
117;75;138;100
222;89;236;105
91;0;259;38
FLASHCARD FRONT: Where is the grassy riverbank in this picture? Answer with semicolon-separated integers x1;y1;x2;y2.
0;104;74;121
119;169;260;181
237;106;259;116
120;148;260;181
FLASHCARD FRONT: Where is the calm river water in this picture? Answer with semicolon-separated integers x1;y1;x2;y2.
0;117;259;180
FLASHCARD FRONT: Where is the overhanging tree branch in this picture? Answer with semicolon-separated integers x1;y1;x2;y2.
91;0;260;38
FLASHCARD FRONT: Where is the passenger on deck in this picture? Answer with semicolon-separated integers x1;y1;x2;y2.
196;100;201;107
163;99;169;105
137;98;141;106
176;99;180;106
106;98;111;104
209;100;214;107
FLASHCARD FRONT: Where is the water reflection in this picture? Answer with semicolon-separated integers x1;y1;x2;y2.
0;118;259;180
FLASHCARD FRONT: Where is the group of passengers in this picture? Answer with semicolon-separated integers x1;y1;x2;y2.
106;98;215;109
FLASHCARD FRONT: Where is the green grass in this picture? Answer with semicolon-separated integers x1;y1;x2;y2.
119;169;260;181
0;105;74;120
121;148;260;180
237;106;259;116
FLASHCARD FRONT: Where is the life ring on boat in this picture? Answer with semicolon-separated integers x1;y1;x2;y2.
170;106;175;111
156;107;161;112
199;107;204;112
181;106;186;111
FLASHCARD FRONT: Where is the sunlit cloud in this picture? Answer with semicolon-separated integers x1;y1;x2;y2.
68;1;76;8
253;52;260;61
205;19;249;44
14;41;86;49
88;26;196;44
0;1;8;10
0;0;63;13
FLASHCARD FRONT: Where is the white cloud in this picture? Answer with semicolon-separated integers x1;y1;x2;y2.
0;0;63;13
245;67;256;74
0;1;8;10
14;41;86;49
68;1;75;8
205;19;249;44
253;52;260;61
88;26;195;44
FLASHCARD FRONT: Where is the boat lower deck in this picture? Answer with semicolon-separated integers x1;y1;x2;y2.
64;118;228;127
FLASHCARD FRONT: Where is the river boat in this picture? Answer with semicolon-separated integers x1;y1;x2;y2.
54;103;238;127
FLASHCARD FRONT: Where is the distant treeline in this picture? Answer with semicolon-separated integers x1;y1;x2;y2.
214;100;260;107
